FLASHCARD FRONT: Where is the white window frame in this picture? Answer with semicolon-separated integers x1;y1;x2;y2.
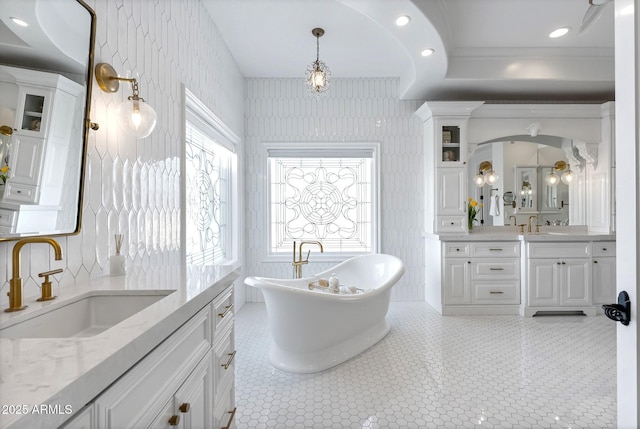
182;88;240;265
264;141;380;262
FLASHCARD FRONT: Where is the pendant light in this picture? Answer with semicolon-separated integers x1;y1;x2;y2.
305;28;331;95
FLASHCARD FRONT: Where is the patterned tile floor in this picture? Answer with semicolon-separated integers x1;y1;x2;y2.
234;302;616;429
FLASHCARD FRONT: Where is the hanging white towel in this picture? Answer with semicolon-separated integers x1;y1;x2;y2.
489;194;501;217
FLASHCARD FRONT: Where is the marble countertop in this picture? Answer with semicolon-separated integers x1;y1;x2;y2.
425;227;615;242
0;263;240;429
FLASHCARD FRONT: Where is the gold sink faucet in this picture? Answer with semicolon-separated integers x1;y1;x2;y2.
5;237;63;312
509;215;517;226
292;240;324;279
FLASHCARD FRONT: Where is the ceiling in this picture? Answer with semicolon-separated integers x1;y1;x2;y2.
203;0;615;101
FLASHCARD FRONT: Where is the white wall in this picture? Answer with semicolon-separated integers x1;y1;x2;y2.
244;78;425;302
0;0;245;300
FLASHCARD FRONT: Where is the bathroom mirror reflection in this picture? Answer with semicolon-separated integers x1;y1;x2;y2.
0;0;95;240
468;138;575;227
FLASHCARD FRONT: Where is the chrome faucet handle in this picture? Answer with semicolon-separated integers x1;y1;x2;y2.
37;268;63;302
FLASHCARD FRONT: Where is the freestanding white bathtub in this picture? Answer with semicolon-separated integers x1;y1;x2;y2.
244;254;404;373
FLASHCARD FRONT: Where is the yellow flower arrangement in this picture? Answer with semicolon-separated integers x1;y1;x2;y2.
467;197;482;231
0;164;9;185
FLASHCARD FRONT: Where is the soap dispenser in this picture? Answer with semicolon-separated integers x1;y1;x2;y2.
109;234;126;276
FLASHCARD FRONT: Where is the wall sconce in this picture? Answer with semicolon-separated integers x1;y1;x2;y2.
545;161;573;186
95;63;157;139
473;161;499;187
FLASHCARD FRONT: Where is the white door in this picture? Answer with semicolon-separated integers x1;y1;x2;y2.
614;0;638;426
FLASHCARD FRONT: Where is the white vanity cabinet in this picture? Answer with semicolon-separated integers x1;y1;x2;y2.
522;242;594;316
442;241;521;314
416;102;484;235
436;169;466;233
592;242;616;306
87;284;236;429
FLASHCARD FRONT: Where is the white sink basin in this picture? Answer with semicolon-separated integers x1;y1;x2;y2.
0;290;176;339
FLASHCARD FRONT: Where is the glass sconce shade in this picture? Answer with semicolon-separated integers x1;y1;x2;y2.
116;99;157;139
561;169;574;185
545;170;560;186
484;170;499;185
473;174;485;187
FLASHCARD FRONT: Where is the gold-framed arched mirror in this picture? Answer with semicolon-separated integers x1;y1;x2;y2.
0;0;95;241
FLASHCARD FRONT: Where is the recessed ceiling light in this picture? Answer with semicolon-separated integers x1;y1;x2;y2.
10;17;28;27
549;27;570;38
395;15;411;26
421;48;435;57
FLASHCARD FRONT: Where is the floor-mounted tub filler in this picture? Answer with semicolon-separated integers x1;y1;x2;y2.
244;254;405;373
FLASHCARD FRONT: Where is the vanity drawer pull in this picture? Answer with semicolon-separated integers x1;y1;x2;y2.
221;407;237;429
489;291;504;294
488;248;503;251
168;415;180;426
593;260;598;264
218;304;233;318
489;268;504;271
601;248;608;251
221;350;236;370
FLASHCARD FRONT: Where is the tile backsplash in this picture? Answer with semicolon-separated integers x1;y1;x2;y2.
0;0;244;300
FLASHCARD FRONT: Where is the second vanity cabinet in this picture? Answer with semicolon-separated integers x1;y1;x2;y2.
522;242;594;316
61;285;237;429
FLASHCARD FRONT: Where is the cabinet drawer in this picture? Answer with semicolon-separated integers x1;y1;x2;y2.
213;378;236;429
527;242;590;258
436;216;466;233
471;242;519;257
0;208;16;227
212;285;234;335
472;259;519;278
3;182;38;203
472;281;519;304
443;242;470;257
213;322;235;397
95;306;212;427
592;242;615;257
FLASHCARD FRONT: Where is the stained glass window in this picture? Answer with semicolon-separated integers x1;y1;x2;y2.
268;144;379;254
184;90;238;265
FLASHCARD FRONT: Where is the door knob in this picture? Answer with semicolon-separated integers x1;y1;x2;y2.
602;291;630;326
